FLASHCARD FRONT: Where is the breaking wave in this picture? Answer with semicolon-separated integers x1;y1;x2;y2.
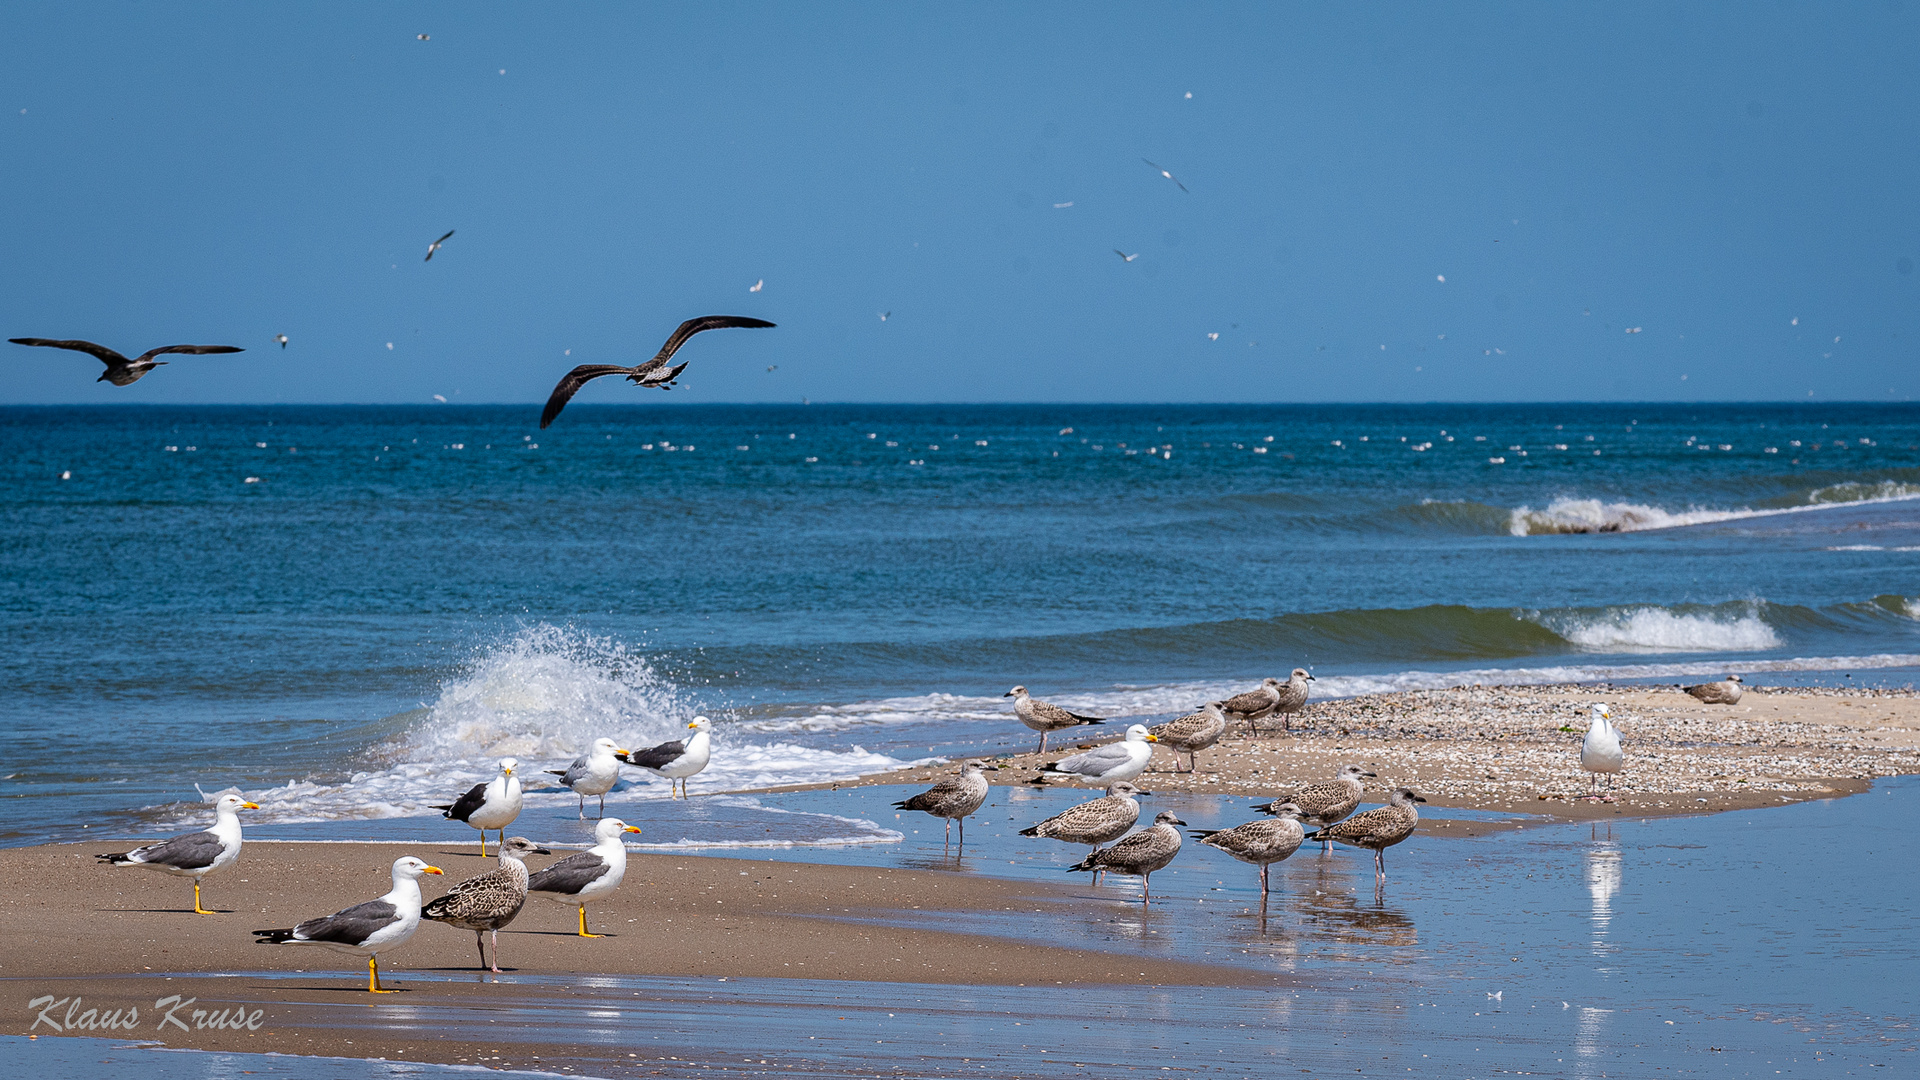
1507;480;1920;536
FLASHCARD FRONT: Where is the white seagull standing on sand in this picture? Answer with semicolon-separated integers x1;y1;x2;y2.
253;856;443;993
527;817;644;937
547;737;630;819
1581;703;1624;801
431;758;523;856
1035;724;1158;786
96;792;259;914
619;716;713;799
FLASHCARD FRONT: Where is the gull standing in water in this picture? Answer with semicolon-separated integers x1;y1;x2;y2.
422;836;550;973
1685;675;1744;704
1150;703;1226;772
1069;811;1187;904
539;316;776;428
1035;724;1157;786
893;761;991;852
1308;788;1426;885
1193;801;1306;901
8;337;244;386
547;737;630;819
431;758;523;856
1581;703;1624;801
1254;763;1375;853
527;817;643;937
97;793;259;914
1005;686;1106;754
619;716;712;799
1019;782;1142;881
253;856;443;993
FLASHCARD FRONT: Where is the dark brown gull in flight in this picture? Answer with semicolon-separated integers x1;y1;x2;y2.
539;316;776;428
9;338;244;386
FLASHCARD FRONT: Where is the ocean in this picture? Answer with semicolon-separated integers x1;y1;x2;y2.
3;402;1918;844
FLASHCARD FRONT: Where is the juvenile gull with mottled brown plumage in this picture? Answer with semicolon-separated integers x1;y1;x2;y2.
1253;763;1374;852
422;836;550;972
893;761;990;851
1069;810;1187;904
1685;675;1744;704
1005;686;1107;754
1307;787;1425;884
1150;702;1226;772
1192;801;1306;899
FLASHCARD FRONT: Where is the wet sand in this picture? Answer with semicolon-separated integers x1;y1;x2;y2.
802;683;1920;818
2;839;1273;1066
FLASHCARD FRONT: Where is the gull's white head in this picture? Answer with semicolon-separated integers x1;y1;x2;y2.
1291;668;1315;682
394;856;443;880
1590;703;1613;723
1004;685;1028;698
498;757;519;776
1125;723;1157;743
215;793;261;814
1336;764;1377;781
592;737;626;757
686;716;711;732
595;817;644;841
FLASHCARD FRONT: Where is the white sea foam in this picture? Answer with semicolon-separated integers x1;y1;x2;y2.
1509;482;1920;536
1531;605;1784;653
208;626;927;827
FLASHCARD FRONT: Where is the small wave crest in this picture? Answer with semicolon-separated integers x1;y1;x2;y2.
1509;481;1920;536
1530;603;1784;653
203;625;922;826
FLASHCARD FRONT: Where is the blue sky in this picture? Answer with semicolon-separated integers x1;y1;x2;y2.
2;3;1916;404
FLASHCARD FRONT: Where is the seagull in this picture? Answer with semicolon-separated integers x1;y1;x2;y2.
1113;250;1139;262
253;856;443;993
1020;782;1142;882
618;716;712;799
766;365;778;372
749;279;764;292
1307;787;1426;884
1216;676;1282;736
1141;158;1188;193
417;34;430;41
892;761;991;852
539;316;776;428
96;793;259;914
1150;703;1226;772
430;758;523;856
546;737;630;819
274;334;289;349
1004;686;1107;754
1254;764;1375;853
878;312;890;321
1069;811;1187;904
1581;703;1624;801
1035;724;1157;786
1192;801;1306;900
422;836;550;972
8;338;245;386
527;817;643;937
424;229;454;261
1685;675;1744;704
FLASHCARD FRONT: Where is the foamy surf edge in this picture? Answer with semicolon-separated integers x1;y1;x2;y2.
1509;482;1920;536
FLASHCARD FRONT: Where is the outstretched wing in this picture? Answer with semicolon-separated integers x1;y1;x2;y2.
620;738;686;770
540;365;632;429
649;316;776;365
135;344;245;363
8;338;131;366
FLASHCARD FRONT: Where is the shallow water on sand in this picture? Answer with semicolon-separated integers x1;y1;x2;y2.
50;776;1916;1077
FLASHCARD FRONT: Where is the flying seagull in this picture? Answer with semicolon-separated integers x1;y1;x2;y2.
539;316;776;428
1113;250;1139;263
274;334;289;349
424;229;455;261
8;338;245;386
878;311;890;321
1141;158;1188;192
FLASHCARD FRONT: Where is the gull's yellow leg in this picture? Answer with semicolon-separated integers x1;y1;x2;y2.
577;905;602;938
368;956;396;993
193;880;214;915
480;832;489;858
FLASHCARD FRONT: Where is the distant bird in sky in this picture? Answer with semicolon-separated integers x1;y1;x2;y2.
274;334;289;349
417;33;430;40
424;229;454;261
766;365;778;372
749;279;764;293
1141;158;1188;192
878;311;890;321
539;316;776;428
8;337;244;386
1113;250;1139;263
1054;201;1074;208
1207;332;1219;340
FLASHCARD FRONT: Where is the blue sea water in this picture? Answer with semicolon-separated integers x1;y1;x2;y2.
2;402;1918;842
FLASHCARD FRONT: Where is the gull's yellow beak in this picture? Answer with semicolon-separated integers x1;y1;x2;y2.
687;721;699;729
1145;734;1159;742
423;865;444;875
623;825;643;834
613;747;631;757
240;801;261;810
